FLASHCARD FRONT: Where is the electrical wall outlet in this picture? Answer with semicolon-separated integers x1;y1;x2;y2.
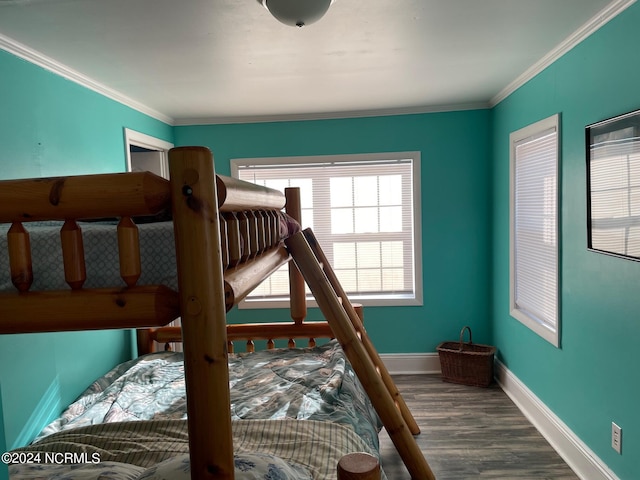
612;422;622;454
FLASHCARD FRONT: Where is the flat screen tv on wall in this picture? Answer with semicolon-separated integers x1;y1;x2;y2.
586;108;640;261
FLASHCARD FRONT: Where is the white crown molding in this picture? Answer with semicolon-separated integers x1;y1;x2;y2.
379;352;441;375
0;33;174;125
490;0;636;107
2;0;633;126
172;102;490;126
495;361;620;480
0;27;487;127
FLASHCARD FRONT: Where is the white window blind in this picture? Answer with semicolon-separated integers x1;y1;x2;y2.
232;153;422;308
588;127;640;258
510;114;560;346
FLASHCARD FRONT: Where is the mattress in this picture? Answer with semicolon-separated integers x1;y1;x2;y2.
0;214;299;293
8;341;385;479
0;221;178;293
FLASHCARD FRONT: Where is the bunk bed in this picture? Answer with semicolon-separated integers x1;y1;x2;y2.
0;146;436;480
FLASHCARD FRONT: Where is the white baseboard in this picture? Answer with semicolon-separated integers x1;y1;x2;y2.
495;361;619;480
379;352;441;375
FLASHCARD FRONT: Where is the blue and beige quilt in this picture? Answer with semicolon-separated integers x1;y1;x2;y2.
9;341;386;479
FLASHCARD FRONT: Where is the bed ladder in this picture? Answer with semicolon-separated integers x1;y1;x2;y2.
285;229;436;480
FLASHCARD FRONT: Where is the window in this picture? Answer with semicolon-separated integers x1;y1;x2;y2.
231;152;422;308
510;114;560;346
587;109;640;260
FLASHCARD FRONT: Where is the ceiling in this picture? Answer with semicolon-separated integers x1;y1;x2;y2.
0;0;629;125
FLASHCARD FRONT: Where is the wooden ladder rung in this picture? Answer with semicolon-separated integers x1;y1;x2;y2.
285;231;436;480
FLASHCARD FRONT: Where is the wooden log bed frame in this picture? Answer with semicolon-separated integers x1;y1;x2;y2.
0;146;436;480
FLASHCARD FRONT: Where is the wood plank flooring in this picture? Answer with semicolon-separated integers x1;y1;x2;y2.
378;375;579;480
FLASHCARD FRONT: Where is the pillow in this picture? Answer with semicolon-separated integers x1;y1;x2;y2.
137;453;312;480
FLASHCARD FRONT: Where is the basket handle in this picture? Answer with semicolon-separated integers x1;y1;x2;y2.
458;326;472;351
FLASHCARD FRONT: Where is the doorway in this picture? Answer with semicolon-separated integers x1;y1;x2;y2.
123;128;174;179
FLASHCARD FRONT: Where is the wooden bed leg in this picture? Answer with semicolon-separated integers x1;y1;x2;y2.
286;232;436;480
170;147;235;480
301;228;421;436
285;187;306;324
136;328;154;355
337;453;381;480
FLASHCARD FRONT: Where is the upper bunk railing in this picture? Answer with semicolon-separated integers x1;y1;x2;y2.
0;171;287;223
0;171;178;333
0;150;293;336
0;172;172;222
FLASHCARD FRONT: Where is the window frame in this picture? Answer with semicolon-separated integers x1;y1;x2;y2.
586;108;640;261
509;114;561;347
231;152;423;309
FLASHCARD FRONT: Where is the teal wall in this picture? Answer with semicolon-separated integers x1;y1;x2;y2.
2;2;638;478
0;51;173;179
491;4;640;479
0;385;6;480
0;50;173;449
175;111;493;353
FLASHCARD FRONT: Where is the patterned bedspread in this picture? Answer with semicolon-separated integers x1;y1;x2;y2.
9;342;385;479
10;419;386;479
38;340;380;446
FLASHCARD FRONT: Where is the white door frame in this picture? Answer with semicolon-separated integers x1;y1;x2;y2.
124;128;174;179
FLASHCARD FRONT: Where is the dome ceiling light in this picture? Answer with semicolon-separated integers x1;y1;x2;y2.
257;0;335;28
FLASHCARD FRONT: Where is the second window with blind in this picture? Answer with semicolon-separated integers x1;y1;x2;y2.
510;114;560;347
231;152;422;308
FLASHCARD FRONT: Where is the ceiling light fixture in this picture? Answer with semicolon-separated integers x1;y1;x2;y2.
257;0;335;28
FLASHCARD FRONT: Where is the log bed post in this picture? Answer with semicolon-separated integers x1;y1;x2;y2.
285;187;306;324
338;452;381;480
169;146;234;480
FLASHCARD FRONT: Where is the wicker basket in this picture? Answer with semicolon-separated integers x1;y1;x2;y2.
437;326;496;387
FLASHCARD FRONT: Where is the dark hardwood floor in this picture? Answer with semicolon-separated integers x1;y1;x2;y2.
378;375;579;480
